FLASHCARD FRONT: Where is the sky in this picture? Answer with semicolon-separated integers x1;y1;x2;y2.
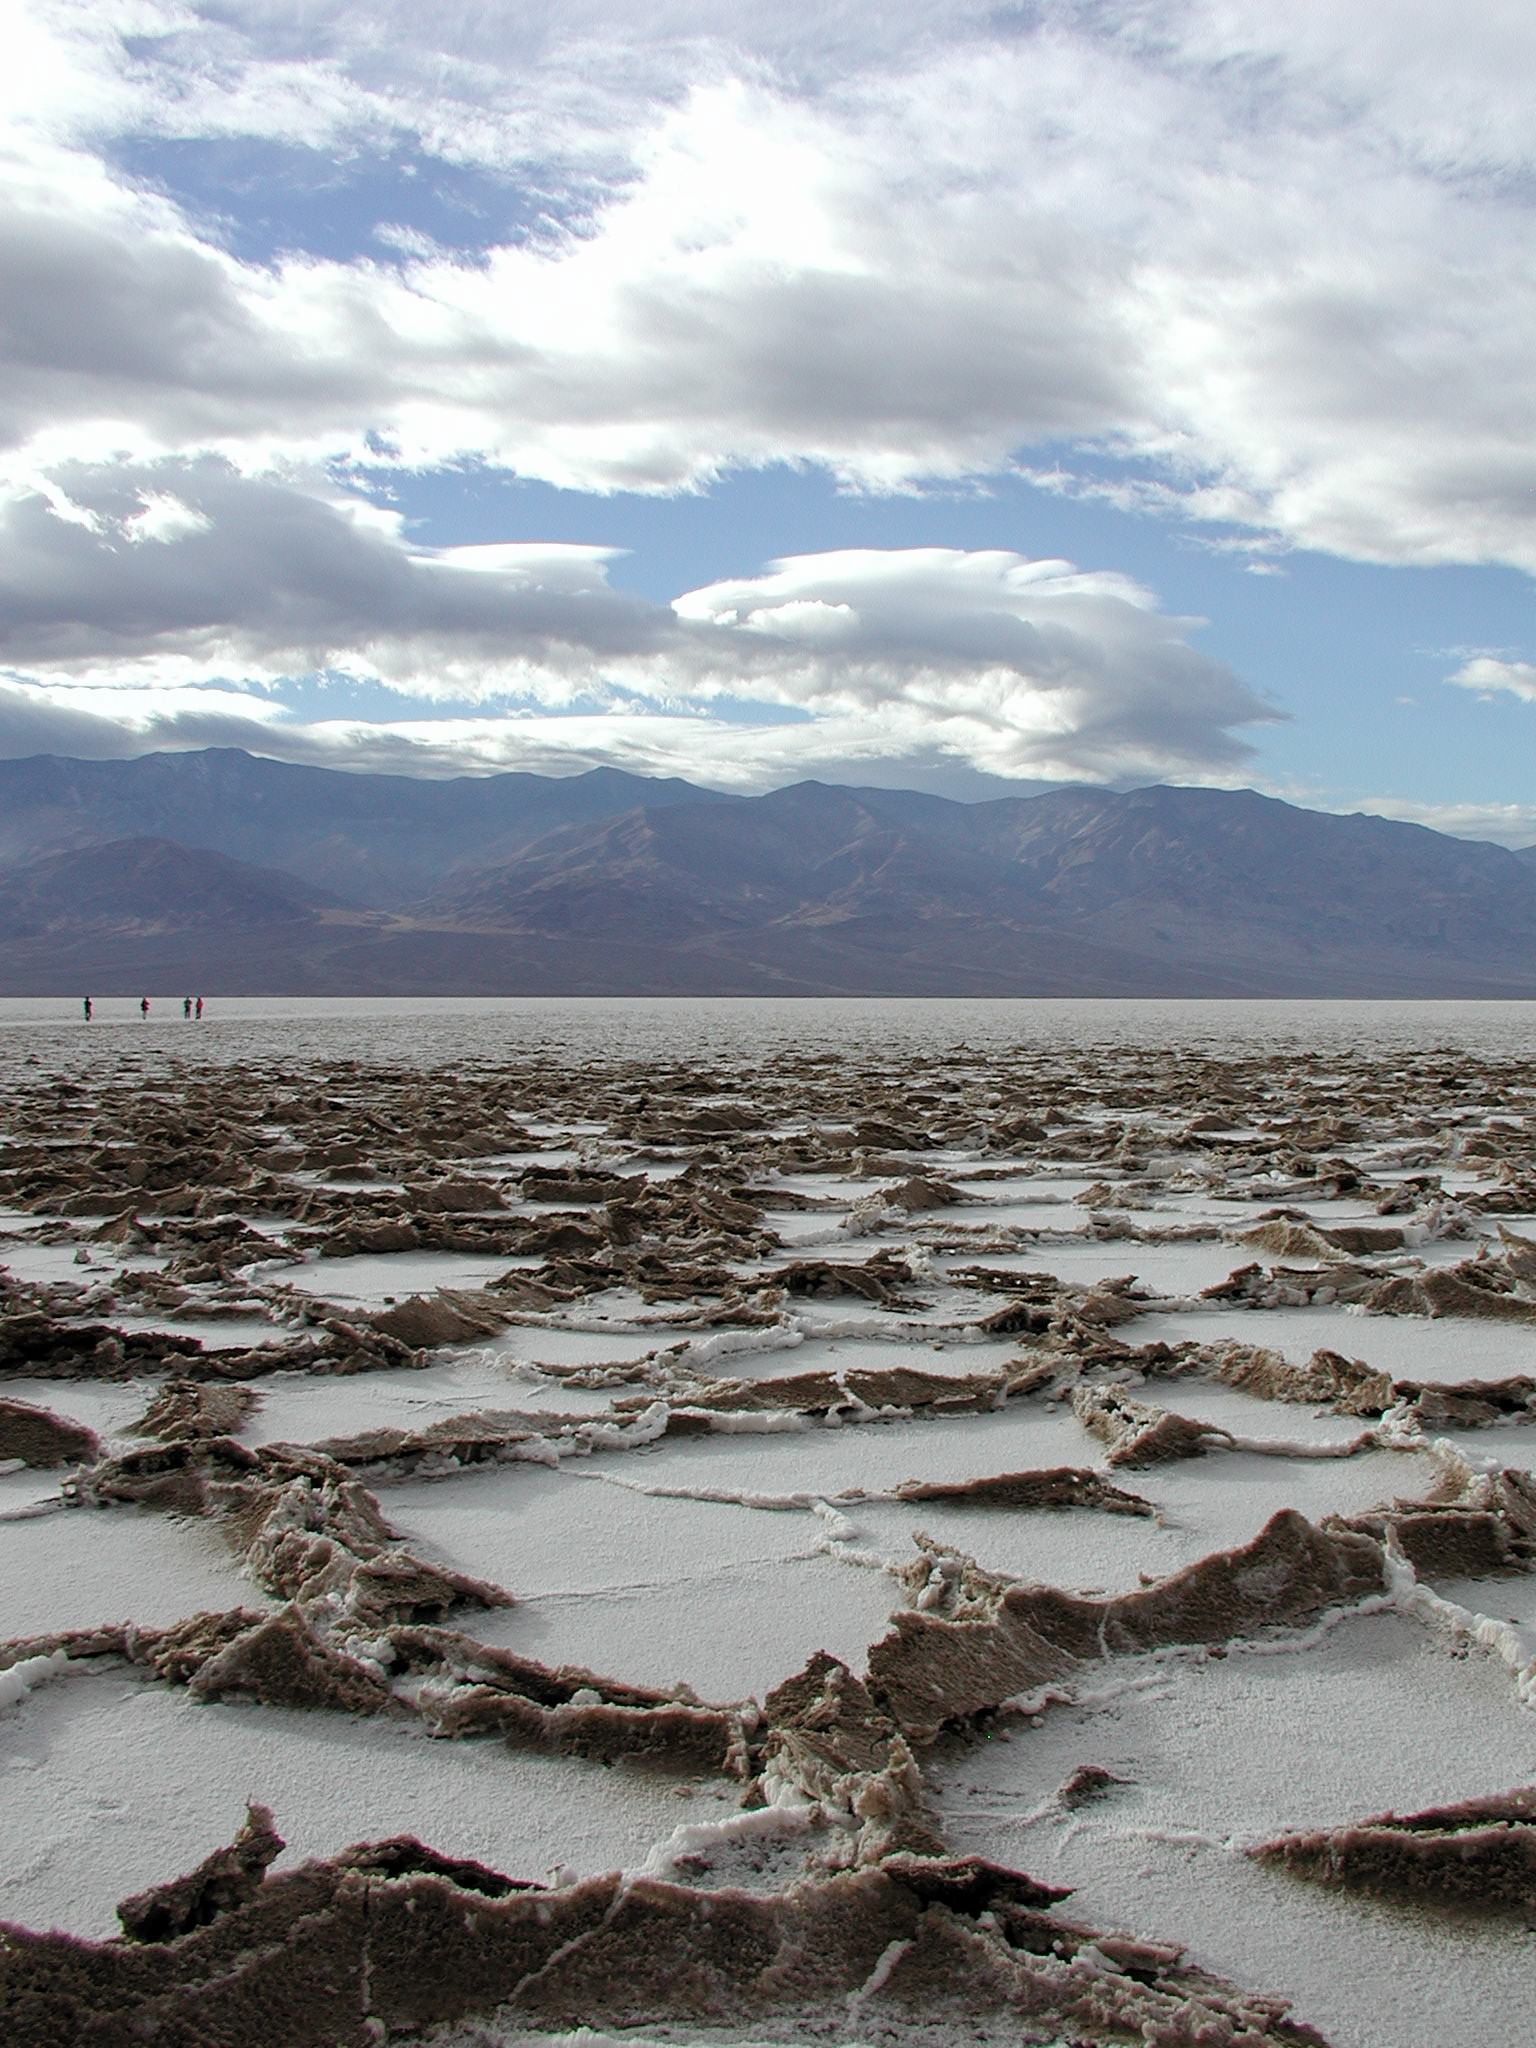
3;1;1536;844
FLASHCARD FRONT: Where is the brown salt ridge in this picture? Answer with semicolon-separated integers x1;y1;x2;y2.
132;1377;260;1441
891;1466;1157;1514
866;1510;1386;1741
1252;1786;1536;1914
1215;1344;1396;1416
1331;1459;1536;1577
76;1433;513;1631
1204;1252;1536;1322
681;1363;1019;1415
1071;1384;1232;1467
1398;1375;1536;1427
0;1393;99;1465
401;1627;748;1769
0;1821;1331;2048
0;1299;448;1382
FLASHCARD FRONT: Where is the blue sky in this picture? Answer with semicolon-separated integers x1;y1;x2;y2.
2;2;1535;843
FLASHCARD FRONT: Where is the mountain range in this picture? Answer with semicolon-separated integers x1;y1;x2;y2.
0;749;1532;997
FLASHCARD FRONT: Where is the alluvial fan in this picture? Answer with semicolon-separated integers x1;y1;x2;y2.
3;1012;1536;2048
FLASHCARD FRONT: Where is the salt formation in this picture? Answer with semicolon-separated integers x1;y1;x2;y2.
1253;1786;1536;1913
3;1026;1536;2046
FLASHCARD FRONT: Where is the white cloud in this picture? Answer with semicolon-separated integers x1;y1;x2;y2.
0;681;1026;791
0;685;1190;798
123;490;210;544
1337;792;1536;851
1447;656;1536;703
0;460;1276;784
0;73;1134;488
9;2;1534;828
0;460;667;686
0;673;296;762
1159;1;1536;177
3;9;1536;572
4;4;1002;166
670;548;1277;779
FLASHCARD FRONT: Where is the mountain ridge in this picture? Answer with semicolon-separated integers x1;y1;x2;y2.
0;750;1532;997
0;750;728;909
0;836;360;941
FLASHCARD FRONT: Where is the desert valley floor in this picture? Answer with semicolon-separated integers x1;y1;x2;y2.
2;1000;1535;2048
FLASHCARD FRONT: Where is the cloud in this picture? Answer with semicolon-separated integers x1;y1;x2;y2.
0;459;1276;783
0;680;150;759
0;459;672;690
670;548;1279;779
0;682;1049;792
0;676;295;761
1447;656;1536;703
0;689;1170;800
0;79;1134;488
9;3;1002;167
4;11;1536;571
1339;792;1536;851
1161;1;1536;177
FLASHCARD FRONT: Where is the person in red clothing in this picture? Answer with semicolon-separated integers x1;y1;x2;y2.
139;996;150;1020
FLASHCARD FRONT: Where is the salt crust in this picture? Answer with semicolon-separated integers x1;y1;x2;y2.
387;1463;903;1698
933;1612;1536;2048
1132;1304;1536;1382
6;1013;1536;2046
263;1250;528;1305
0;1500;268;1638
0;1669;736;1938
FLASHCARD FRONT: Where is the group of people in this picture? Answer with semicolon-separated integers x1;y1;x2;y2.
81;996;205;1020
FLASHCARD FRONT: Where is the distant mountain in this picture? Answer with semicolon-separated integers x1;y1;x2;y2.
0;750;1534;996
0;750;726;908
0;837;351;938
417;780;1536;997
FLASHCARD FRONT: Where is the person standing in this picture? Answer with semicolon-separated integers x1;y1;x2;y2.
82;996;92;1021
195;996;204;1020
140;996;150;1020
183;996;192;1019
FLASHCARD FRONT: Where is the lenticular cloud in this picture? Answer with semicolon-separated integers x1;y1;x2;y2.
668;548;1281;779
0;462;1277;784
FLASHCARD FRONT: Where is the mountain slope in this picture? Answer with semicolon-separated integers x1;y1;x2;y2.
420;780;1536;992
972;783;1535;961
0;837;354;939
0;751;1533;996
0;751;728;908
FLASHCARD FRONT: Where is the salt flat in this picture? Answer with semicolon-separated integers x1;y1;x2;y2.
0;1502;264;1638
1130;1303;1536;1381
932;1616;1536;2048
3;996;1536;2048
0;1671;737;1939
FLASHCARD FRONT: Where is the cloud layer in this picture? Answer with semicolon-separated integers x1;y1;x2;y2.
4;3;1536;800
7;6;1536;563
0;458;1276;783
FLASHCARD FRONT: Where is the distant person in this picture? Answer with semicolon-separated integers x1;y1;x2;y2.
82;996;92;1022
139;996;150;1020
183;996;192;1019
195;995;204;1020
